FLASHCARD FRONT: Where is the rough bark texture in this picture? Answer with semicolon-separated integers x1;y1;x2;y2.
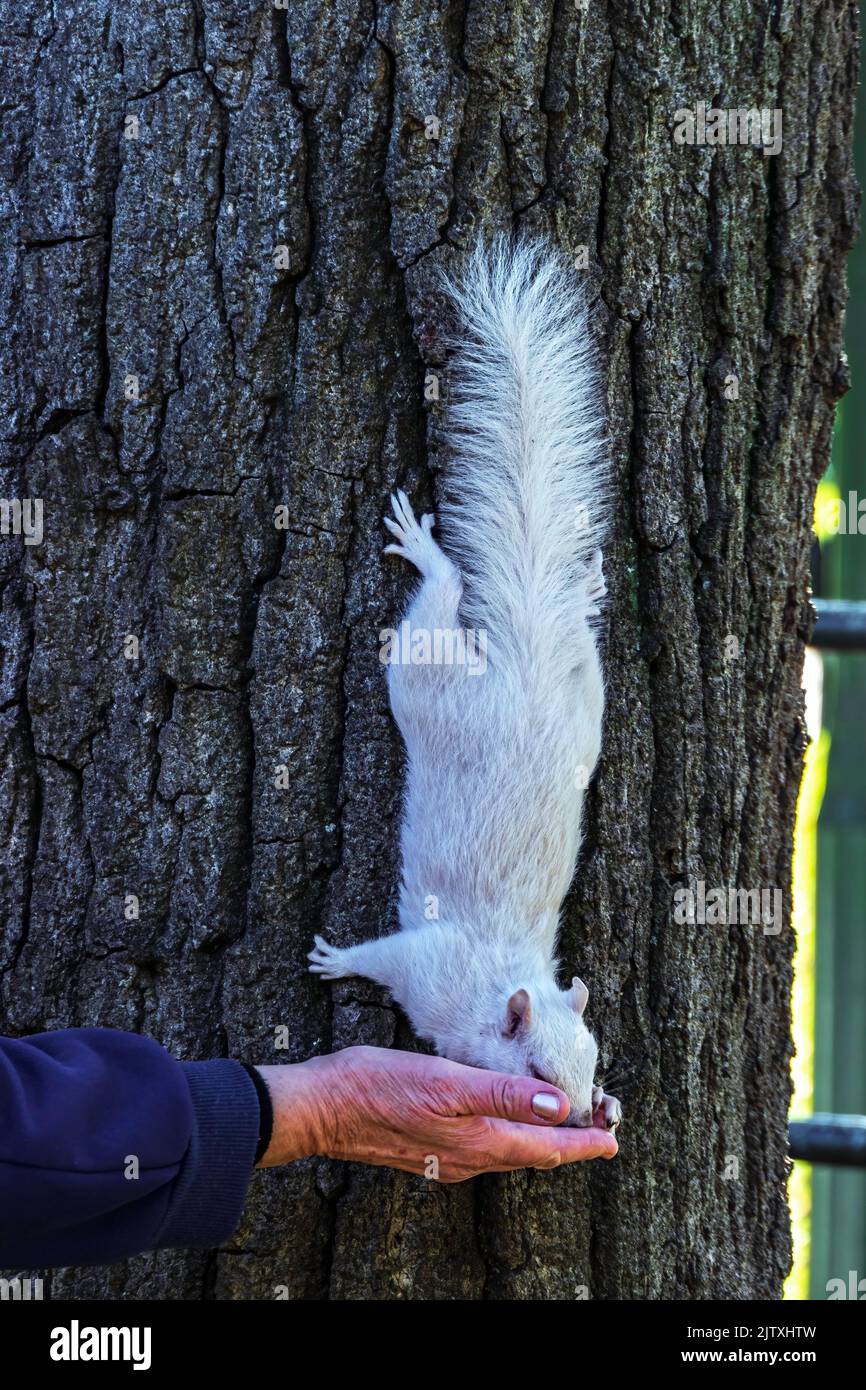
0;0;858;1300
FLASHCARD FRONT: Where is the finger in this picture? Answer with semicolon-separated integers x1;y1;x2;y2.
557;1126;618;1161
441;1061;571;1126
478;1118;617;1170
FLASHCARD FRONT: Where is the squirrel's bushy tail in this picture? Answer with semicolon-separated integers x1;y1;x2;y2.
438;235;609;677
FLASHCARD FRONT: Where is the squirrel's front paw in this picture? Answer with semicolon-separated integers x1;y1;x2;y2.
307;935;354;981
592;1085;622;1131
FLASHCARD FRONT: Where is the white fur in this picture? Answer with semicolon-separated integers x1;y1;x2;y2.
310;237;620;1131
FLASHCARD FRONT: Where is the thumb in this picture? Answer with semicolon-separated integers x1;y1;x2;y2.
445;1062;570;1126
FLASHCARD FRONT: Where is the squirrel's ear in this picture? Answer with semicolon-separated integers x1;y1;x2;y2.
504;988;532;1037
570;977;589;1015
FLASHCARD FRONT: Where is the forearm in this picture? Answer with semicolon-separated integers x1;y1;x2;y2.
0;1029;260;1268
1;1035;614;1270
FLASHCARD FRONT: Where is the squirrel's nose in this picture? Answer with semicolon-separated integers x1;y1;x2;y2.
562;1107;594;1128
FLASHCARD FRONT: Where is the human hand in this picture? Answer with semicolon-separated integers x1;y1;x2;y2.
256;1045;617;1180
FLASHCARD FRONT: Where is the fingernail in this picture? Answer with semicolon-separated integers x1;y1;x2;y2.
531;1092;561;1119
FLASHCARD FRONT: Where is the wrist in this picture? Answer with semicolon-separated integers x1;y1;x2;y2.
254;1056;336;1167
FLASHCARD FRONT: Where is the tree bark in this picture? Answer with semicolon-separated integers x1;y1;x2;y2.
0;0;858;1300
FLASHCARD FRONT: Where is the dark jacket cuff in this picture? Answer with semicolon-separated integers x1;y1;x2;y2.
154;1059;260;1251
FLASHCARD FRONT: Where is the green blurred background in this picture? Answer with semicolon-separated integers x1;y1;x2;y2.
786;21;866;1300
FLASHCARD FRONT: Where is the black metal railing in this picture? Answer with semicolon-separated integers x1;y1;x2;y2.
789;1115;866;1168
789;603;866;1166
811;598;866;651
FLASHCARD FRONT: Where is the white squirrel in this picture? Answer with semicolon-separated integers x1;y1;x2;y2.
309;237;621;1130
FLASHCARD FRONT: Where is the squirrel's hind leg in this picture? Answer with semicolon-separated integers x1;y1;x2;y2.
569;551;606;770
383;491;454;582
580;548;607;617
384;492;463;624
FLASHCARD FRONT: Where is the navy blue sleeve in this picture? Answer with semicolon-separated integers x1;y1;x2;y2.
0;1028;261;1269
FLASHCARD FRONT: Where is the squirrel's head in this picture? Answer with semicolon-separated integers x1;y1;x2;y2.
481;976;599;1127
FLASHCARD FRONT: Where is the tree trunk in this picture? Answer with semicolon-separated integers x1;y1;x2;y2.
0;0;858;1300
